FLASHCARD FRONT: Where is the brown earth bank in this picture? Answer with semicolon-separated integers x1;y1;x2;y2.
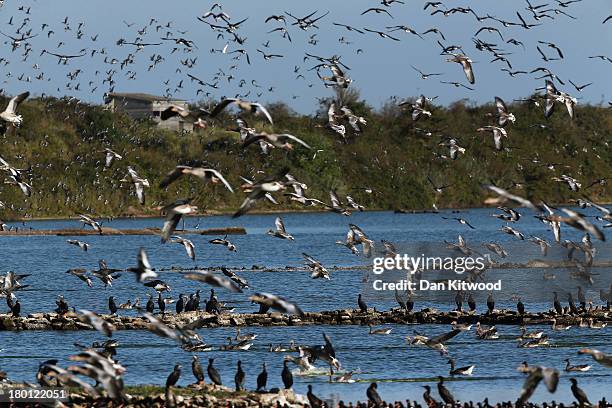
0;308;609;332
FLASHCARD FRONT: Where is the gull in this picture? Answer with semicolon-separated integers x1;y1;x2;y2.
568;80;593;92
545;80;576;119
67;239;89;252
102;148;122;168
170;236;195;260
127;248;158;283
361;7;394;18
250;292;303;315
267;217;294;240
333;22;364;34
502;226;525;240
303;253;330;280
477;126;507;150
243;132;311;151
161;199;198;243
220;267;249;289
66;269;93;288
159;166;233;192
120;166;149;205
78;310;116;337
79;214;103;234
183;271;243;293
494;96;516;126
234;167;290;217
0;91;29;127
208;98;273;124
446;54;475;84
209;236;237;252
410;66;442;80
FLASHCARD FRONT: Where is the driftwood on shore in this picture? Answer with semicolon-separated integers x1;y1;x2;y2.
0;226;246;237
1;308;609;332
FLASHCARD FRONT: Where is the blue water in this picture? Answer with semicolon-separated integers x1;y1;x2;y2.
0;209;610;403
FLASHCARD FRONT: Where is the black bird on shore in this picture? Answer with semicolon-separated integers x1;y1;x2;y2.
166;364;181;388
11;299;20;318
577;286;586;309
235;360;245;391
553;292;563;315
307;385;324;408
192;356;204;384
158;292;166;314
367;382;383;406
281;360;293;389
108;296;117;315
468;293;476;312
256;362;268;391
176;294;184;314
487;292;495;314
570;378;591;406
208;358;222;386
146;294;155;313
406;292;414;312
422;385;438;406
454;291;463;311
358;294;368;312
517;298;525;315
568;293;579;314
55;295;69;315
437;376;455;405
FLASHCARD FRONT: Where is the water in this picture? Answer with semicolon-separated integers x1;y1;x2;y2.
0;209;610;404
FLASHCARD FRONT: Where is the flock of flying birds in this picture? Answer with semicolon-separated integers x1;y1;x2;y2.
0;0;611;406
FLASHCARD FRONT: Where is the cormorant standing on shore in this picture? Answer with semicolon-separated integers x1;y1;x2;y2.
486;292;495;314
454;291;463;312
208;358;222;386
146;294;155;313
256;362;267;391
358;294;368;312
194;289;201;310
256;301;271;314
108;296;117;315
517;298;525;315
577;286;586;310
55;296;69;315
11;299;20;318
553;291;563;315
192;356;204;384
281;360;293;389
468;293;476;312
235;360;245;391
185;294;195;312
158;292;166;314
568;293;579;315
165;364;181;389
176;294;184;314
367;382;383;407
406;292;414;312
437;376;455;405
307;385;324;408
422;385;438;407
570;378;591;406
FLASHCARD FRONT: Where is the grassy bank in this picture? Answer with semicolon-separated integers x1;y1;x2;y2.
0;93;610;219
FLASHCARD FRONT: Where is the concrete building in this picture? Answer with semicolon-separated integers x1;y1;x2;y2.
104;92;193;132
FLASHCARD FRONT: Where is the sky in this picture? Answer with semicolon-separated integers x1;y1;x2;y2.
0;0;610;113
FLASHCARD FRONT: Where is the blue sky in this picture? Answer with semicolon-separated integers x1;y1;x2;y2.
0;0;610;113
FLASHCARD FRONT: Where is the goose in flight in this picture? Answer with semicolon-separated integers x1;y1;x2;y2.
233;168;290;217
66;268;93;288
127;248;158;283
400;95;432;121
161;199;198;243
477;126;507;150
410;65;442;79
303;253;330;279
339;106;367;133
250;292;303;315
361;7;394;18
545;80;576;119
183;271;243;293
494;97;515;126
442;216;476;229
209;98;273;124
578;348;612;368
0;91;29;127
4;176;32;197
242;132;311;151
482;185;537;210
517;366;559;405
160;105;209;128
209;236;237;252
220;267;249;289
103;148;122;168
267;217;294;240
159;166;233;192
66;239;89;252
501;225;525;240
446;54;475;84
121;166;149;205
170;236;196;260
439;138;465;160
77;310;116;337
318;64;352;88
79;214;103;234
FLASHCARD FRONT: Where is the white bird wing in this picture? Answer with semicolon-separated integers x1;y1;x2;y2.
203;169;234;192
275;216;286;233
254;102;273;124
278;133;311;149
5;91;29;115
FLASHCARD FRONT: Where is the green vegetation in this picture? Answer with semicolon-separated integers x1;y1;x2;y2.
0;91;610;220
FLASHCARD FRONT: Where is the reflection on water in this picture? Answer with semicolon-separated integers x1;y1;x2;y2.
0;210;610;403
